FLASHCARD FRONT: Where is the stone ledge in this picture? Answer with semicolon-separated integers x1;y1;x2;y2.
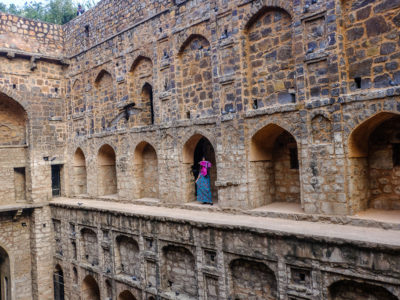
245;103;298;118
50;198;400;249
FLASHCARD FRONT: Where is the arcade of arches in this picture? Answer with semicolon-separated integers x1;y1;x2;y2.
0;0;399;299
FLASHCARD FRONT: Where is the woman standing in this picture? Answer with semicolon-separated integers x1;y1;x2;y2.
196;157;213;205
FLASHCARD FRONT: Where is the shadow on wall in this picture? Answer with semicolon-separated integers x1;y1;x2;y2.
81;275;100;300
97;144;117;196
329;280;398;300
348;112;400;213
249;124;300;209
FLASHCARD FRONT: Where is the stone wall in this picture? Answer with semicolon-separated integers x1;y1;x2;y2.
50;204;400;300
0;13;63;56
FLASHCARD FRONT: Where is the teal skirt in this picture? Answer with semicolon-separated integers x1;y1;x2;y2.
197;175;212;203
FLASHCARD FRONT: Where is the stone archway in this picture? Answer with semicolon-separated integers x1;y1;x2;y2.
0;246;11;300
133;141;159;199
118;290;136;300
97;144;117;196
348;112;400;213
81;275;100;300
0;92;28;205
182;134;218;203
249;124;300;209
73;148;87;196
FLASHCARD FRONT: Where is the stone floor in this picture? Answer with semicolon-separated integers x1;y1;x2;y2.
51;197;400;248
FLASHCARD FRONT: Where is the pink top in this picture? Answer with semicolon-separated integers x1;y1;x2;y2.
200;161;212;176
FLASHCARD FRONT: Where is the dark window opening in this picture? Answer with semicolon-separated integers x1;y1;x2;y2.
84;25;90;37
393;144;400;166
143;83;154;125
354;77;362;89
290;148;299;170
51;165;62;197
53;268;65;300
186;111;191;119
253;99;258;109
12;84;16;89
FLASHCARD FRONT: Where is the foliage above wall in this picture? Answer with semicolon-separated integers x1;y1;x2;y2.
0;0;97;24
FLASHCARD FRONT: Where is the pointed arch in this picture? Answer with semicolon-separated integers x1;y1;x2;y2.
94;69;112;85
133;141;159;199
119;290;136;300
347;112;400;212
245;6;294;109
127;56;154;126
249;124;300;208
71;78;84;114
178;34;214;119
182;134;218;204
73;148;87;195
97;144;117;196
82;275;100;300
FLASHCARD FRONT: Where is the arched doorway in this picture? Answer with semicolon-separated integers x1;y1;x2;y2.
81;275;100;300
0;246;10;300
73;148;87;196
348;112;400;213
119;290;136;300
183;135;217;204
97;144;117;196
249;124;300;209
53;265;64;300
133;142;159;199
329;280;397;300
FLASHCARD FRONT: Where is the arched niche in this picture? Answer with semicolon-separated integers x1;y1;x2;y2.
0;246;11;300
80;228;99;266
128;57;154;126
249;124;300;208
133;141;159;199
341;0;400;91
329;280;397;300
182;134;218;204
73;148;87;196
71;79;84;114
81;275;100;300
119;290;136;300
53;265;64;300
229;259;277;300
94;70;114;132
161;245;197;298
97;144;117;196
245;7;294;109
178;34;213;119
348;112;400;212
115;235;140;277
0;92;28;205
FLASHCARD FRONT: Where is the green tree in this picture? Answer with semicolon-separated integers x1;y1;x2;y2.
0;0;99;24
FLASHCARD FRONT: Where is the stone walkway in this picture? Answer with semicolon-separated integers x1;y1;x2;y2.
51;198;400;248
